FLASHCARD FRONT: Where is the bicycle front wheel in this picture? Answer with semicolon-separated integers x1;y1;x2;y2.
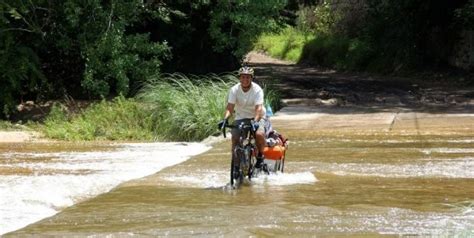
231;148;245;188
230;158;235;187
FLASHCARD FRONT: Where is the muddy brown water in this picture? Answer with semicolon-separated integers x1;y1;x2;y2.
4;107;474;237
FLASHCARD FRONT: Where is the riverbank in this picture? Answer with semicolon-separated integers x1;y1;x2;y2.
0;131;45;143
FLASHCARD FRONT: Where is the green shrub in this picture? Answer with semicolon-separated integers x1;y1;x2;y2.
343;39;375;70
299;34;346;68
260;80;283;113
40;96;154;141
299;33;375;71
313;1;341;35
255;24;377;72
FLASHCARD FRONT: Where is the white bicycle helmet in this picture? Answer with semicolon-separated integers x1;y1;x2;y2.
238;66;254;77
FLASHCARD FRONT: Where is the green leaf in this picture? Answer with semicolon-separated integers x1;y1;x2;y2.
8;8;22;20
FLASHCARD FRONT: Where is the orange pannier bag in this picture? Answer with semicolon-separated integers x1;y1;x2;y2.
263;145;286;160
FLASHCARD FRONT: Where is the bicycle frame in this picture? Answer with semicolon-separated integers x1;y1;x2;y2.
222;120;257;188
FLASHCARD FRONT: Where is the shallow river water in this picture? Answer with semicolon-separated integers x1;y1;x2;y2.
4;109;474;236
0;142;210;235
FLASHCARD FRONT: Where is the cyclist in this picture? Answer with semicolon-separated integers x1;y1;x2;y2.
218;66;271;169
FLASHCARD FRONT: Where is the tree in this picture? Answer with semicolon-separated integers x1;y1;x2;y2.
153;0;287;73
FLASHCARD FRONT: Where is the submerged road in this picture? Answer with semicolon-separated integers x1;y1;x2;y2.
7;105;474;236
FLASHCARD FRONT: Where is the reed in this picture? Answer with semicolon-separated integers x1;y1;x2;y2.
137;73;236;141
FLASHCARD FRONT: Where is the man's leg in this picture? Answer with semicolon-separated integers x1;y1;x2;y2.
231;128;239;165
255;130;265;154
254;119;267;168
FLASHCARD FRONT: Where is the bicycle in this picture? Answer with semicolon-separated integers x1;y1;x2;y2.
221;120;261;188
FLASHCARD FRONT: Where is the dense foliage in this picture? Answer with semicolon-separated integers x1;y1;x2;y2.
0;0;287;118
454;0;474;30
258;0;472;73
1;0;171;117
362;0;466;71
150;0;286;73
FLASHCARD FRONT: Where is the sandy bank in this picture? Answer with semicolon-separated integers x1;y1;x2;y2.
0;131;46;143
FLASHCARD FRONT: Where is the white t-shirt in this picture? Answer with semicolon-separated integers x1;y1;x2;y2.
228;82;266;120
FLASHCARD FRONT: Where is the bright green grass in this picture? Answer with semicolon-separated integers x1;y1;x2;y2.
254;27;375;71
137;73;235;141
254;27;314;62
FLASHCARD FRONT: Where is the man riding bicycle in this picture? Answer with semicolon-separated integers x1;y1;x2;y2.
218;66;271;169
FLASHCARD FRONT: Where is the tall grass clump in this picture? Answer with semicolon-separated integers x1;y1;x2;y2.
40;96;154;141
138;73;283;141
138;73;236;141
259;80;283;113
254;27;314;62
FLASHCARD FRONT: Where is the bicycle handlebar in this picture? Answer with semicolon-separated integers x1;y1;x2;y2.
221;121;255;138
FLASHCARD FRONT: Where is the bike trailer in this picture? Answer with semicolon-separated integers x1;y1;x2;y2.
263;146;286;173
263;145;286;160
263;130;288;160
262;130;288;172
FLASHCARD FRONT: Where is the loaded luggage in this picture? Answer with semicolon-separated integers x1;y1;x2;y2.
262;130;288;173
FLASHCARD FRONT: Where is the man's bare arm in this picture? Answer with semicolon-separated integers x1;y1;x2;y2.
254;104;263;122
224;103;235;120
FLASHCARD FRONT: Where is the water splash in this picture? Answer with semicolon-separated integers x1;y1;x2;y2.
252;172;317;186
164;171;317;188
421;148;474;155
165;172;228;188
0;142;210;235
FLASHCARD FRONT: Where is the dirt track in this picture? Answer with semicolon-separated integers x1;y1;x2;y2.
247;51;474;111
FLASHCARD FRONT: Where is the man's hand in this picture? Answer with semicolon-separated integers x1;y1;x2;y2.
217;119;228;130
